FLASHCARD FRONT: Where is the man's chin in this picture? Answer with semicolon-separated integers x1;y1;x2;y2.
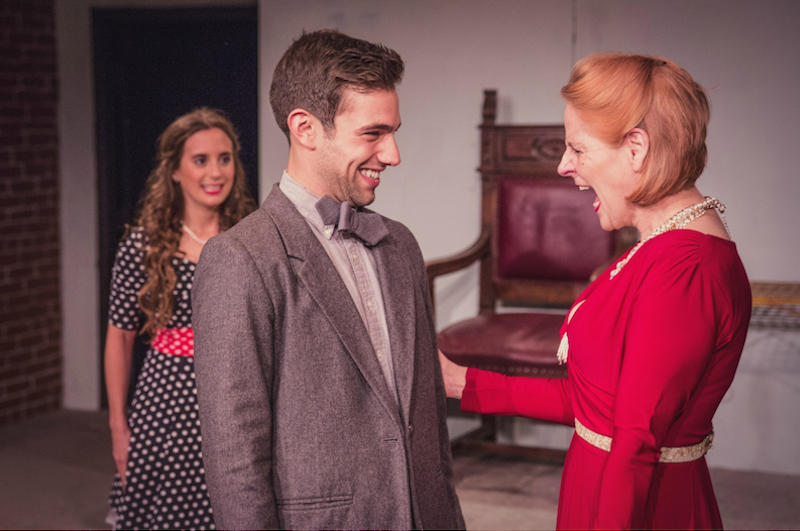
350;192;375;208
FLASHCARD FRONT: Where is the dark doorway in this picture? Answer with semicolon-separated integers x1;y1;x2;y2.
93;6;259;407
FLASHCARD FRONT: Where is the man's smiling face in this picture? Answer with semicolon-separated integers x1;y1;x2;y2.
315;88;402;207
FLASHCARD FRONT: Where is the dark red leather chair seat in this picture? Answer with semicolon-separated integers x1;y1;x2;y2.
438;312;567;378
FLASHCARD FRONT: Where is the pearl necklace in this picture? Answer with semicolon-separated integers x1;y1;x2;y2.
182;224;208;245
609;196;729;280
557;196;729;365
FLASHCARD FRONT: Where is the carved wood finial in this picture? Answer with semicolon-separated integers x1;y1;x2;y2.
482;89;497;126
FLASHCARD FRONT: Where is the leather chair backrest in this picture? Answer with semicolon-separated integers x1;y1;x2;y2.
495;175;615;282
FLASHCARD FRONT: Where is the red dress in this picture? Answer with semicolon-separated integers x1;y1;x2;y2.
460;230;752;530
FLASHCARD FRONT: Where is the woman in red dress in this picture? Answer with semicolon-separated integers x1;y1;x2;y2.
440;53;752;530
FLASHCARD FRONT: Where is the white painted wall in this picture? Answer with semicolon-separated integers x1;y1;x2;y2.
58;0;800;473
56;0;100;410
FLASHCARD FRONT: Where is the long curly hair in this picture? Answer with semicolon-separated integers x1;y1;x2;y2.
131;108;256;337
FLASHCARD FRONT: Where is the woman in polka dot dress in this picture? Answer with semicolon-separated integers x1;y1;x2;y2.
104;108;255;530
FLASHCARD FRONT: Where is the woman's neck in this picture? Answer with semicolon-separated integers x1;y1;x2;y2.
182;205;221;238
633;188;706;239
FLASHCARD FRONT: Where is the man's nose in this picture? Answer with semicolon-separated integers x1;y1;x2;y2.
378;135;401;166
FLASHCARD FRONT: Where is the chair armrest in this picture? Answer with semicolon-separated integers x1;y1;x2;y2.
425;229;491;313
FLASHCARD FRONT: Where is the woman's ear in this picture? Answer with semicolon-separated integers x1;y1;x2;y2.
624;127;650;173
287;109;319;150
165;160;179;183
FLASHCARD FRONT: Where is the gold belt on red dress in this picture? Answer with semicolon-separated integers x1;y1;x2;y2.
574;417;713;463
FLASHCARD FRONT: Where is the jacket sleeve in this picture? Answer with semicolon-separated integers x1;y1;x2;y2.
192;234;279;530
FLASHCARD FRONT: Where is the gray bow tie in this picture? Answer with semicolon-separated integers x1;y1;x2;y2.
315;196;389;247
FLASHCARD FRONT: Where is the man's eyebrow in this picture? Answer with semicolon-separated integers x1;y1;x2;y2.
360;122;401;132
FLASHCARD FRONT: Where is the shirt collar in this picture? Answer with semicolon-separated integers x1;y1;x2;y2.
278;171;336;240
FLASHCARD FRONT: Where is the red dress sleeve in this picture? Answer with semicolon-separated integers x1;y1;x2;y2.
594;238;723;529
461;367;574;426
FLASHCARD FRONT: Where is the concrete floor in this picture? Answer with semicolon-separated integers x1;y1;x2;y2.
1;410;799;530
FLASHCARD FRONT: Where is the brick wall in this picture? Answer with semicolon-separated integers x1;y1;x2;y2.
0;0;61;426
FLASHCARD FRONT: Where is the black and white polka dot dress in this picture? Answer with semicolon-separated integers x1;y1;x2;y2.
107;227;215;530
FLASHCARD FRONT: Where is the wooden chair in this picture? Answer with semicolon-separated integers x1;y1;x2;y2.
427;90;636;462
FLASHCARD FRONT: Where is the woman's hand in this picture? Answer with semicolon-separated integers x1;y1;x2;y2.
110;421;131;488
439;349;468;400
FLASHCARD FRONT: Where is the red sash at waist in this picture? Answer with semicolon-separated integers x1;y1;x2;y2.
151;327;194;357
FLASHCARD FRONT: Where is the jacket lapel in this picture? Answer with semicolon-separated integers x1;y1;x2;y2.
264;187;401;422
372;233;417;422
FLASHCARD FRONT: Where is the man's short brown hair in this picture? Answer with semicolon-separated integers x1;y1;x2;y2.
270;29;405;141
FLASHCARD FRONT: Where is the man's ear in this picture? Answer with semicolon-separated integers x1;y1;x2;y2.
287;109;319;150
624;127;650;173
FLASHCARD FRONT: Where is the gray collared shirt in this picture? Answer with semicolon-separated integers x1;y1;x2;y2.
279;171;399;404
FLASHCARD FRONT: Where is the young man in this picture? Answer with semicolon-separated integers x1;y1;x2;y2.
192;30;465;530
